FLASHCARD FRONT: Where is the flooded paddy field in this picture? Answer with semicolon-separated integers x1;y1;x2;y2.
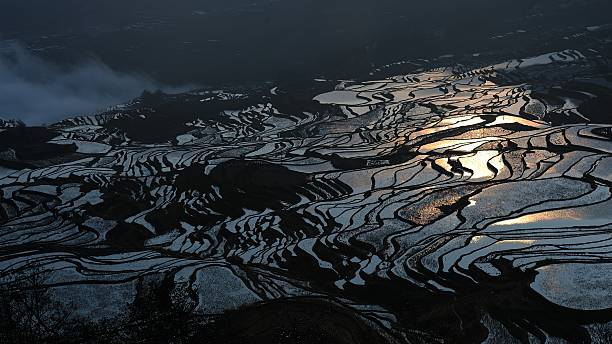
1;1;612;343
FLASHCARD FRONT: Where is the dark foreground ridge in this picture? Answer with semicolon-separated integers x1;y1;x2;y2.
2;31;612;343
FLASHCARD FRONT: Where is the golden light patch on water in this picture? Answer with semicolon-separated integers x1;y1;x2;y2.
470;235;536;245
439;115;483;126
486;115;549;129
499;239;537;245
433;150;506;180
471;235;488;243
456;150;505;180
434;157;453;174
409;116;485;139
419;137;502;153
493;209;584;226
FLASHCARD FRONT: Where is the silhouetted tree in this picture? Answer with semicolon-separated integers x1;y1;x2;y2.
124;278;198;344
0;264;73;343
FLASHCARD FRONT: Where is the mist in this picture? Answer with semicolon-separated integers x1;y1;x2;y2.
0;44;192;125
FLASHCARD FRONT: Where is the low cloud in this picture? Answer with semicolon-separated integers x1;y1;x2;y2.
0;44;192;125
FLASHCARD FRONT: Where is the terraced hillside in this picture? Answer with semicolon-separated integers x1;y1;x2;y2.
1;47;612;342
